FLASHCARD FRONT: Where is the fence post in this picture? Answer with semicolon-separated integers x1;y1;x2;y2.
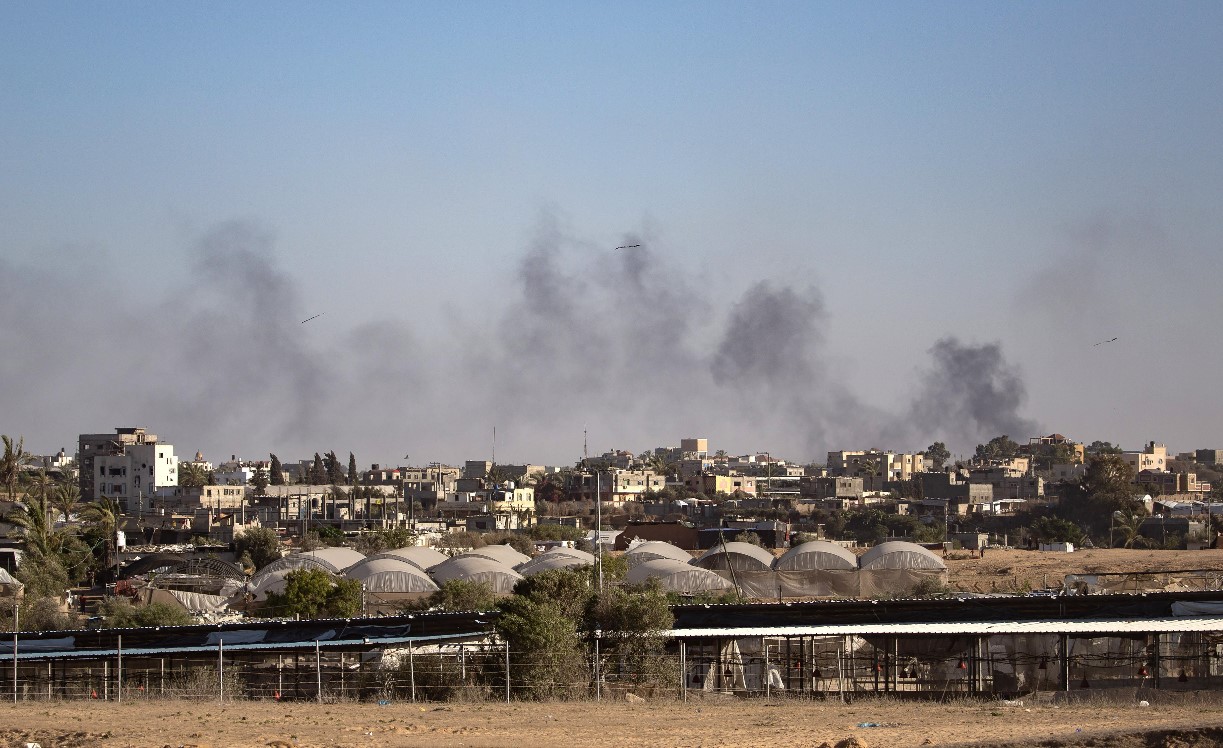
594;631;601;702
218;639;224;704
764;637;770;700
315;641;322;703
408;641;416;703
117;634;123;704
504;644;510;703
11;605;18;704
103;660;109;701
680;640;687;702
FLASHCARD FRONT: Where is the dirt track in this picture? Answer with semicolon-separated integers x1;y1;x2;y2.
4;693;1223;748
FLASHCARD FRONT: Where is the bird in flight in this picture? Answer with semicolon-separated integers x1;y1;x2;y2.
615;244;640;250
1093;337;1118;346
301;313;325;324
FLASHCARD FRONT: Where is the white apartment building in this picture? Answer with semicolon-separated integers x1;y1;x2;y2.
95;441;177;510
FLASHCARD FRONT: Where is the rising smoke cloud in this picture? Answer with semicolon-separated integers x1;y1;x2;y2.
0;215;1038;465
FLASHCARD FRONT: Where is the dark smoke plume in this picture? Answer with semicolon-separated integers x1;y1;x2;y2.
1;215;1036;464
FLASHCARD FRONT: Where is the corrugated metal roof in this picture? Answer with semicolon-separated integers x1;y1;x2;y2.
8;631;487;661
672;616;1223;638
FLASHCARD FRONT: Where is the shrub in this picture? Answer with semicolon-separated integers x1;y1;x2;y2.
95;597;194;628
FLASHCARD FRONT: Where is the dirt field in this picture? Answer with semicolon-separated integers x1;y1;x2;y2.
941;547;1223;594
4;693;1223;748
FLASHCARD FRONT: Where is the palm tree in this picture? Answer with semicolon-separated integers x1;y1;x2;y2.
1113;513;1146;549
6;488;55;557
52;479;81;524
178;461;210;489
80;497;122;578
1;434;32;501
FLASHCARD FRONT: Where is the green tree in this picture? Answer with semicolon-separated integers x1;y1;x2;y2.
925;441;951;470
495;568;598;698
233;526;282;571
51;478;81;523
584;579;676;688
262;568;362;618
80;497;122;577
178;461;210;489
6;483;56;557
95;597;193;628
325;451;343;485
13;551;71;599
1;435;31;501
524;524;585;543
426;579;497;612
17;596;77;632
354;527;417;555
975;435;1020;460
347;452;358;485
843;508;890;545
249;464;270;497
309;453;326;485
1030;515;1083;544
1087;441;1123;455
1112;513;1145;549
269;454;284;485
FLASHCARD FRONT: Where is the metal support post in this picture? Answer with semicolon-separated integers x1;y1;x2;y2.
315;640;322;702
218;639;224;703
680;640;687;702
408;641;416;702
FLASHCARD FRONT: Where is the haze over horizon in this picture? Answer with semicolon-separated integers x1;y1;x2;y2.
3;4;1221;467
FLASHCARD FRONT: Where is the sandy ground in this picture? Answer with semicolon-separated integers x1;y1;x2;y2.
4;693;1223;748
941;547;1223;594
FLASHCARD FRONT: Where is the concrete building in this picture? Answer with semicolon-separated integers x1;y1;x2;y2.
827;450;926;481
1135;470;1212;495
1122;442;1168;473
684;473;758;497
680;438;709;458
78;427;169;502
1195;449;1223;466
86;431;177;509
801;476;865;502
1021;434;1085;464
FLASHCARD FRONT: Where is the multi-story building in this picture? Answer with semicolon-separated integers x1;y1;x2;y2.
1135;470;1211;495
81;428;177;509
1021;434;1085;464
827;450;927;481
1122;442;1168;473
78;427;167;501
683;473;758;497
1195;449;1223;466
680;438;709;458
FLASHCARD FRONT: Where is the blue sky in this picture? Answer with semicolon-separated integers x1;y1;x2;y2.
2;3;1221;465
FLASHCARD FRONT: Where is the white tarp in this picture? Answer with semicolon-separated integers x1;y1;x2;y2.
430;556;524;594
626;558;735;594
345;557;439;593
694;542;775;572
